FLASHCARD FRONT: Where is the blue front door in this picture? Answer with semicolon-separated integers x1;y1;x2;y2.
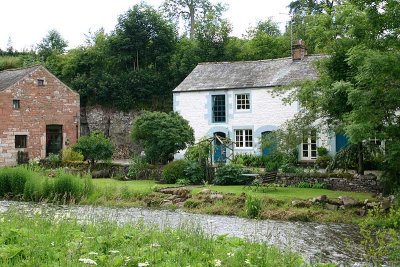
214;132;226;163
336;134;348;152
261;131;273;156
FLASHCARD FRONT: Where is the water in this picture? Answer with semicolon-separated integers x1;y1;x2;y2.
0;201;366;265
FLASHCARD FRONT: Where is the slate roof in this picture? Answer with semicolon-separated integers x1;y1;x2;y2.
0;65;40;91
173;55;327;92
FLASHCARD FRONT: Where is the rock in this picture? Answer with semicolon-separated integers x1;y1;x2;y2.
357;208;367;216
161;200;173;207
315;195;328;203
199;189;211;194
209;193;224;201
364;199;369;205
292;200;311;208
338;196;358;207
380;198;392;211
175;202;185;208
327;198;342;206
325;203;338;211
167;195;177;201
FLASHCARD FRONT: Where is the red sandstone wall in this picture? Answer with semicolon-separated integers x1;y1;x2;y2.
0;66;80;166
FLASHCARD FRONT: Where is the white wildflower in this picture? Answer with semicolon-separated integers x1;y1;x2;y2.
150;243;160;248
0;217;4;223
109;250;120;254
125;256;132;262
227;252;234;257
138;261;150;267
88;252;98;256
50;242;55;246
245;259;251;264
214;259;222;266
79;258;97;265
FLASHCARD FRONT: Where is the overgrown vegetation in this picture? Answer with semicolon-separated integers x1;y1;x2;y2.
0;212;306;266
0;166;92;203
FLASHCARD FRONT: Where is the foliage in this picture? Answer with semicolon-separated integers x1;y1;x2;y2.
214;164;245;185
245;196;262;219
176;178;191;185
316;155;332;169
0;212;305;266
131;111;194;164
317;147;329;157
162;160;189;184
36;29;68;60
0;167;33;198
295;182;329;189
360;207;400;265
73;131;114;165
52;171;92;202
61;147;84;162
127;155;150;180
184;161;204;184
231;154;267;168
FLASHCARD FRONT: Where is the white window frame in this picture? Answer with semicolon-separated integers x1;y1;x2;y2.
301;130;317;160
235;93;250;111
235;129;253;148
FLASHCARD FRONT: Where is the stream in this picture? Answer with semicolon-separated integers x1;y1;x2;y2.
0;201;367;266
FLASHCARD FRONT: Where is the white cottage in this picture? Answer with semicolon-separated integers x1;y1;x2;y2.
173;45;346;162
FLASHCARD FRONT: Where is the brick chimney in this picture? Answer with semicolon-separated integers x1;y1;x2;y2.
292;40;307;61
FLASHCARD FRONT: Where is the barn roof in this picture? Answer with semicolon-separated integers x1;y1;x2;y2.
0;65;41;91
173;55;327;92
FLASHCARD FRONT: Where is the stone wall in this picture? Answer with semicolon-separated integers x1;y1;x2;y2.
82;106;142;159
275;173;381;193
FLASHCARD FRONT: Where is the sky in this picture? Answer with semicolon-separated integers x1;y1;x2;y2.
0;0;293;51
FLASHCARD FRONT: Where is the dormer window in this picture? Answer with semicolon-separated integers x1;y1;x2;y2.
37;79;44;86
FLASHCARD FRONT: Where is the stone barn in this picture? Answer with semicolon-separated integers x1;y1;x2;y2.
0;65;80;166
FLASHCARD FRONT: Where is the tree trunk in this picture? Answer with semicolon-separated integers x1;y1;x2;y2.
357;142;364;175
189;4;195;39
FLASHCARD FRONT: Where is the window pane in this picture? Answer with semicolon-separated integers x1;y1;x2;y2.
236;94;250;110
212;95;226;122
15;135;27;148
13;100;20;109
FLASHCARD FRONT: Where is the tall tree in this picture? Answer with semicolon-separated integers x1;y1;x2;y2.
37;29;68;60
161;0;227;39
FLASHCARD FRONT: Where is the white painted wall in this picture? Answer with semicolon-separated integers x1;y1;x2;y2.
173;88;299;158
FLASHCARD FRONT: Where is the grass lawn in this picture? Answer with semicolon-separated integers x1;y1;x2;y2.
92;179;374;201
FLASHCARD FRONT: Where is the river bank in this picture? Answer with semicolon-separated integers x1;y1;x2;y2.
0;200;365;265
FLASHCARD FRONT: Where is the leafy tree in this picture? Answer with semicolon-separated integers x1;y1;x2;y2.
131;111;194;164
73;131;114;165
161;0;227;39
246;19;281;38
37;29;68;60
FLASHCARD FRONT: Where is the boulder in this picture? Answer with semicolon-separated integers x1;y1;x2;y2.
356;208;367;216
161;200;173;207
380;198;393;211
315;195;328;203
209;193;224;201
325;203;338;211
338;196;358;207
327;198;342;206
199;189;211;194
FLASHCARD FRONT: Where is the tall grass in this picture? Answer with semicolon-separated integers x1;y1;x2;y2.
0;211;306;266
0;167;93;204
0;166;33;198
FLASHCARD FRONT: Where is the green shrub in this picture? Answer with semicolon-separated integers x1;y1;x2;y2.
232;154;267;168
128;155;150;179
316;155;332;169
162;160;189;184
184;161;204;184
176;178;191;185
245;196;262;219
47;153;61;168
0;167;33;197
312;182;329;189
317;147;329;156
214;164;244;185
74;131;114;165
52;171;92;202
296;182;312;188
61;147;84;162
24;175;47;202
